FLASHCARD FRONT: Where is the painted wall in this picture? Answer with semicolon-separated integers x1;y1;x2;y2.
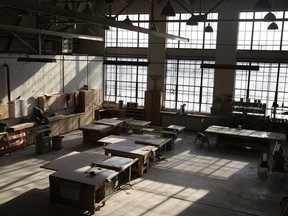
0;54;103;114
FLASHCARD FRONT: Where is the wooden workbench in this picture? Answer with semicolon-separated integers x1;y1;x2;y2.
205;125;286;153
79;123;114;144
103;141;156;176
49;167;117;213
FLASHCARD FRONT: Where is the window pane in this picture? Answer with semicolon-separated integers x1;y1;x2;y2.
104;57;148;106
167;13;218;49
165;59;214;113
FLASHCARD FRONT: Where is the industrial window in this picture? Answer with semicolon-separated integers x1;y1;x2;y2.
104;57;148;106
105;14;149;48
234;62;288;119
237;11;288;50
165;59;214;113
166;13;218;49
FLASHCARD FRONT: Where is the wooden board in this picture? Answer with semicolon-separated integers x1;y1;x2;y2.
7;122;37;132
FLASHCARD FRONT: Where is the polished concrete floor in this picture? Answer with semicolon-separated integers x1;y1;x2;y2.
0;130;287;216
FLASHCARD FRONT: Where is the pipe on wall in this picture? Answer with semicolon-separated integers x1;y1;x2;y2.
3;63;11;102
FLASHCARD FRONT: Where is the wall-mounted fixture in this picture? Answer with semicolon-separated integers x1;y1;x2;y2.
161;0;175;16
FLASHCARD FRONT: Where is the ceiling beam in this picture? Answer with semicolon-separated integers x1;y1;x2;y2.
0;0;189;42
0;24;104;41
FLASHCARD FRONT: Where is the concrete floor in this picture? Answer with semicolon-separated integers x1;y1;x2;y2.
0;130;287;216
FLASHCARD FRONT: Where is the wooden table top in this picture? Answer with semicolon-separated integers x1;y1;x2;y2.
103;142;156;156
127;120;151;126
50;168;117;186
91;156;138;171
41;151;108;172
79;123;113;133
205;125;286;141
94;118;125;127
167;125;185;132
98;134;170;148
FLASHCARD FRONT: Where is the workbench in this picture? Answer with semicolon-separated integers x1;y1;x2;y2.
79;123;114;144
49;167;117;213
205;125;286;153
103;142;156;176
42;152;138;213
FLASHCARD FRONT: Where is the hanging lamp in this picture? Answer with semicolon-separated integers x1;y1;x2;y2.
204;23;213;33
161;0;175;16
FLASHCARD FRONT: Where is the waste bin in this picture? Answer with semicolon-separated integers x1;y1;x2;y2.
35;135;51;154
52;135;64;150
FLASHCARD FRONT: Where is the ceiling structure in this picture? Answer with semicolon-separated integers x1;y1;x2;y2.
0;0;190;55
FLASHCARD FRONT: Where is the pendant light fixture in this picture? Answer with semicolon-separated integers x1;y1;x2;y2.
267;22;278;30
186;16;198;26
204;23;213;33
123;15;133;25
263;11;276;21
254;0;271;11
161;0;175;17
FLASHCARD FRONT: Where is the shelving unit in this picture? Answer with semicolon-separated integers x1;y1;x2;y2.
232;99;266;116
125;108;145;120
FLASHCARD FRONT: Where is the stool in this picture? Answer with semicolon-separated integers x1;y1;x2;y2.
194;132;210;149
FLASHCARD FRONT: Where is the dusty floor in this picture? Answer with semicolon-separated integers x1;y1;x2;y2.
0;130;287;216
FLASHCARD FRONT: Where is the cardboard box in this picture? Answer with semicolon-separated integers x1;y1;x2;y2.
0;103;9;120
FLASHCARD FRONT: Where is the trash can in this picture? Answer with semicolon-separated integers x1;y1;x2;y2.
35;135;51;154
52;135;64;150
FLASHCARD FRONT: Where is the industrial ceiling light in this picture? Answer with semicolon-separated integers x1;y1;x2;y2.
83;3;94;16
123;15;133;25
186;15;198;26
263;11;276;21
204;23;213;33
186;14;207;26
267;22;278;30
254;0;271;11
161;0;175;17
